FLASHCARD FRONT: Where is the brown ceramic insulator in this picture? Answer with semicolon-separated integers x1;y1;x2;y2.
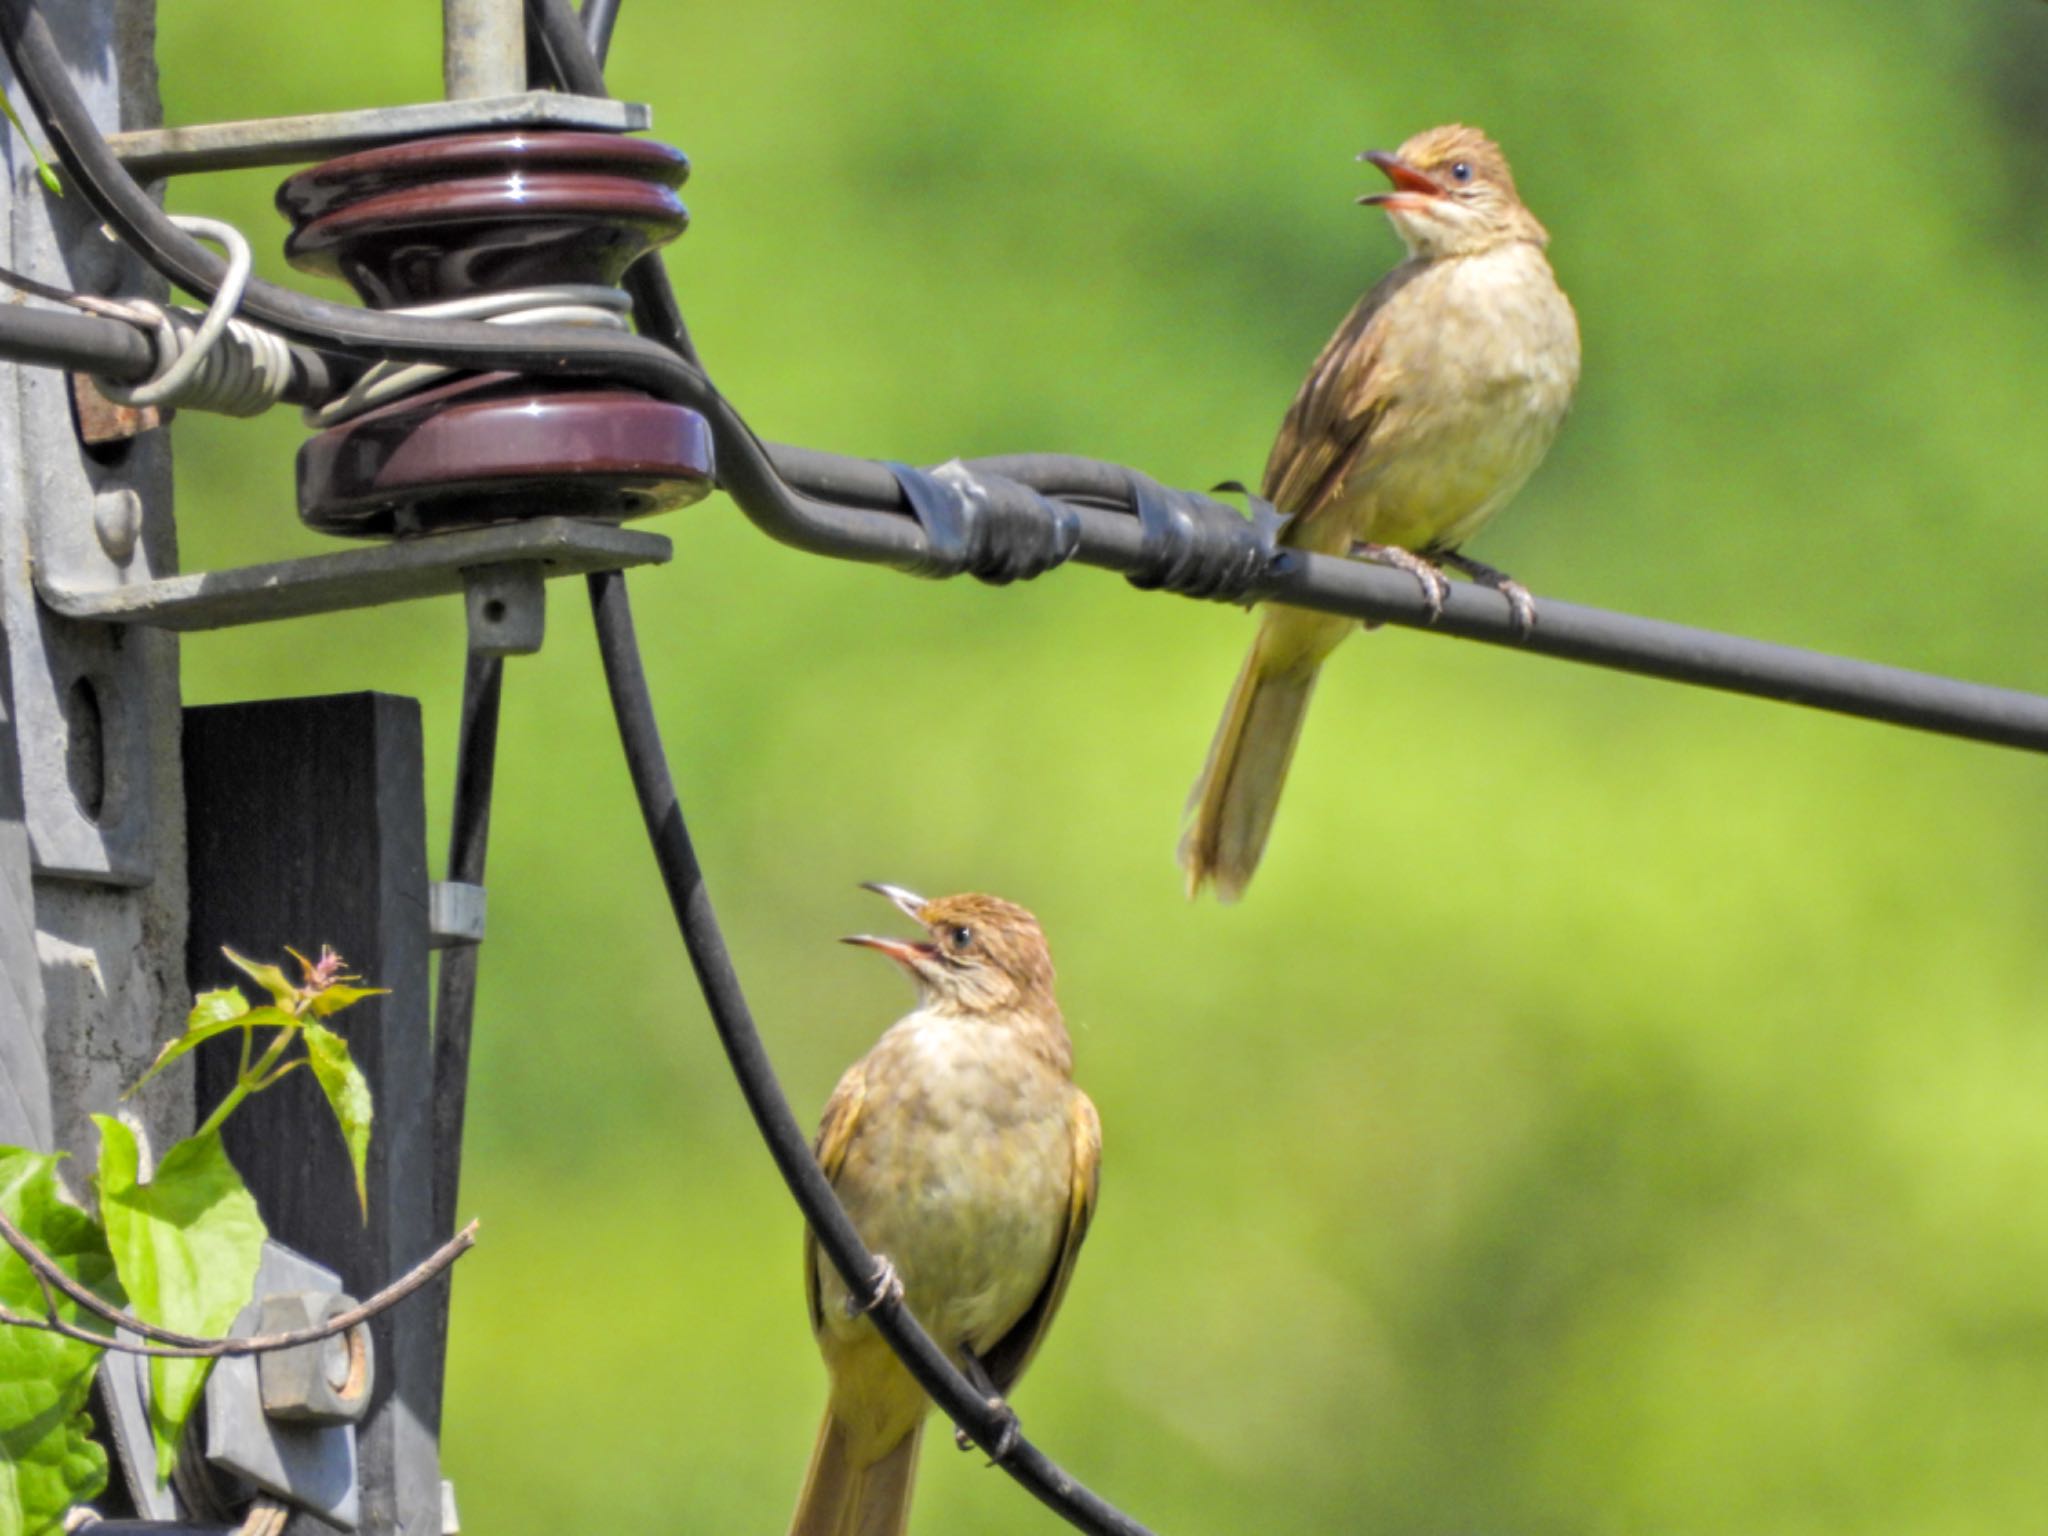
277;131;690;306
277;130;714;535
297;373;716;537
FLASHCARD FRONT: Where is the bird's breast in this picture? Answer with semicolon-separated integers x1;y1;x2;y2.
1343;241;1579;552
820;1013;1074;1359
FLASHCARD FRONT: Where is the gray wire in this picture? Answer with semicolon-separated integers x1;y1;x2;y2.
95;215;259;408
308;285;633;426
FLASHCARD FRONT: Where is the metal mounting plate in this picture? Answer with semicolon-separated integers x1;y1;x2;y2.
107;92;653;179
35;517;671;631
206;1243;362;1529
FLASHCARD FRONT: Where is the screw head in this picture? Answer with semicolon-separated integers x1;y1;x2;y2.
91;488;142;566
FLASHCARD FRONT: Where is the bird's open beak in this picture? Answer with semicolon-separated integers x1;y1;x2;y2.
1357;149;1443;209
844;882;936;970
840;933;935;968
858;881;928;923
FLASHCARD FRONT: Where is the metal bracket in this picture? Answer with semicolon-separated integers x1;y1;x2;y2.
106;92;653;179
4;148;175;886
428;881;486;949
205;1243;368;1529
463;561;546;657
34;517;670;631
97;1242;368;1527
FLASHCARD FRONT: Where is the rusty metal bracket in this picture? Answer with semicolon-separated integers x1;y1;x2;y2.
106;92;651;179
33;517;670;631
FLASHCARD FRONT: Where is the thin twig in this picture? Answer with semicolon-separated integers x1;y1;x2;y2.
0;1208;478;1358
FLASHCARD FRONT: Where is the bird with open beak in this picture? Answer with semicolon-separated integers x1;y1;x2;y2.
1180;123;1581;901
789;883;1100;1536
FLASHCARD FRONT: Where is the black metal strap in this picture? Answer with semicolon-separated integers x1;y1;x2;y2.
1124;476;1279;600
885;461;1081;585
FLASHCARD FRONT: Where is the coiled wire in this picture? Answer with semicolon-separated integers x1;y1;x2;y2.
306;284;634;427
84;214;294;416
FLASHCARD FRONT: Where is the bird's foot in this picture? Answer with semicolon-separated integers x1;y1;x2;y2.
953;1398;1021;1463
953;1350;1022;1462
844;1254;904;1318
1437;550;1538;637
1350;541;1450;623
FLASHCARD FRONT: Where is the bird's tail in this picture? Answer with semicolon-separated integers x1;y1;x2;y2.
1179;609;1349;901
788;1409;923;1536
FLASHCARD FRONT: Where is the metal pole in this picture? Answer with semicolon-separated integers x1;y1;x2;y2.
442;0;524;98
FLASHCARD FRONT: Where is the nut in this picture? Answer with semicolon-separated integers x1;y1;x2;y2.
254;1291;374;1426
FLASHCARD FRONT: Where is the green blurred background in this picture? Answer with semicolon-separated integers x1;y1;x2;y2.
150;2;2048;1531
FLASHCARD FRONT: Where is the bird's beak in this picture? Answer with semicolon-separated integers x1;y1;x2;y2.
1357;149;1443;209
840;933;935;969
858;881;929;923
845;883;937;971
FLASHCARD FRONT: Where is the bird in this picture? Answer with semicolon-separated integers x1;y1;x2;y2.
789;882;1101;1536
1180;124;1581;901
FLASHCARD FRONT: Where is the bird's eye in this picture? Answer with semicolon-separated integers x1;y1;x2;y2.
1450;161;1473;183
948;925;973;951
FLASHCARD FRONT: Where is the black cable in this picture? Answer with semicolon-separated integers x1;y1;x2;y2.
0;187;2035;753
579;0;622;65
758;444;2048;754
0;276;340;405
425;651;504;1438
523;0;699;368
13;0;2045;757
586;569;1157;1536
0;297;154;381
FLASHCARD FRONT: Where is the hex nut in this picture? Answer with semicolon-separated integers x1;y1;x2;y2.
254;1291;374;1426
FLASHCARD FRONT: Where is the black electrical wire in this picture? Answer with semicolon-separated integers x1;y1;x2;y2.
0;273;340;405
579;0;622;66
523;0;699;368
0;297;154;380
586;569;1157;1536
426;652;505;1435
18;0;2036;763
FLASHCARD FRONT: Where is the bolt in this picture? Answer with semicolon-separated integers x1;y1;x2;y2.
92;488;142;566
254;1292;375;1425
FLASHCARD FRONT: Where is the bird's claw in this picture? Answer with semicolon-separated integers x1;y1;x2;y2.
1497;578;1537;638
953;1397;1021;1463
844;1255;904;1318
1435;550;1538;638
1350;541;1450;623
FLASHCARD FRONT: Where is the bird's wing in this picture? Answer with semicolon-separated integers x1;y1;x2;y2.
981;1088;1103;1395
804;1062;869;1335
1261;261;1425;534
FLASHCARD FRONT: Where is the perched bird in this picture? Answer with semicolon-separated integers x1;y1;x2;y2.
790;883;1101;1536
1181;124;1580;901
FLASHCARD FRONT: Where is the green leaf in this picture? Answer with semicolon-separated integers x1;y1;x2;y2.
307;983;387;1019
302;1022;373;1218
92;1118;265;1485
220;949;296;1011
188;988;249;1031
0;1148;117;1536
127;1002;298;1100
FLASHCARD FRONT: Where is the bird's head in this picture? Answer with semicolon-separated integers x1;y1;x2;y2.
1358;124;1547;259
843;883;1057;1016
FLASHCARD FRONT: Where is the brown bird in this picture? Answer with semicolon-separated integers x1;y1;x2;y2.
1181;124;1581;900
789;883;1101;1536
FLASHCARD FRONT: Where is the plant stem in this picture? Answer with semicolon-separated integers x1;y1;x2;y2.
195;1014;301;1140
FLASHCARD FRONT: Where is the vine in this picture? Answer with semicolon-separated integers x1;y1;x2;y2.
0;946;385;1536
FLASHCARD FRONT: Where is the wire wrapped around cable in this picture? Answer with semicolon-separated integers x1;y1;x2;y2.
586;570;1157;1536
